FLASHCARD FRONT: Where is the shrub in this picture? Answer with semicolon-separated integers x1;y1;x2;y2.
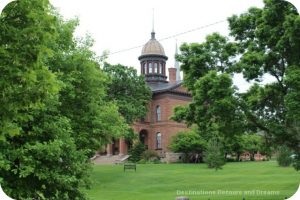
204;139;225;170
128;142;145;163
226;157;236;162
142;149;160;161
293;153;300;171
169;130;206;163
137;159;147;164
276;146;293;167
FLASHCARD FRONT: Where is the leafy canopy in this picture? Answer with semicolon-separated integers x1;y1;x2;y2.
103;63;152;125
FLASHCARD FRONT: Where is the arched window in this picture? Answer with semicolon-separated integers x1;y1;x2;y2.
154;62;158;73
159;63;163;74
156;105;161;121
149;62;153;73
143;63;147;74
156;132;162;149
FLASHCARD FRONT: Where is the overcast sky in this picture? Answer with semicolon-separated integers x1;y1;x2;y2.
48;0;292;92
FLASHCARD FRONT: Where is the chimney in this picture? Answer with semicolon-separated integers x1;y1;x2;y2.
168;67;177;83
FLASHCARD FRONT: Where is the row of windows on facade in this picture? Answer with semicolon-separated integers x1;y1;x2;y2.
142;62;165;75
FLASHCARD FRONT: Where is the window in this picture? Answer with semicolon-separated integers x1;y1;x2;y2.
159;63;162;74
156;132;162;149
156;105;161;121
143;63;147;74
154;63;158;73
149;62;153;73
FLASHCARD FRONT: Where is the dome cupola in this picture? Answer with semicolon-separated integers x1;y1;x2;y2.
138;31;168;83
141;32;166;56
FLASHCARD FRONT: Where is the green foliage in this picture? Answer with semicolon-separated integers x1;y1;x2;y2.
204;139;226;170
173;33;245;144
228;0;300;154
177;33;237;91
293;153;300;171
277;146;293;167
128;142;146;163
49;41;128;157
0;0;94;198
169;130;206;163
0;0;60;140
0;112;91;200
103;63;152;124
173;70;244;140
174;0;300;170
222;135;245;161
0;0;127;199
241;134;263;161
141;150;160;161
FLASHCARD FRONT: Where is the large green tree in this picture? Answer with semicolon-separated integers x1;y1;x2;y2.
172;68;244;141
172;31;245;141
174;0;300;167
169;130;206;163
103;63;152;125
228;0;300;153
49;34;127;157
0;0;91;199
177;33;237;91
0;0;126;199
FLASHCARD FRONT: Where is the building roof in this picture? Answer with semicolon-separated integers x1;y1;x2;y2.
147;80;183;93
141;32;165;56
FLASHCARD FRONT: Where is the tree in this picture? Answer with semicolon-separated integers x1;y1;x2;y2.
49;37;128;157
172;32;245;143
277;145;293;167
128;142;146;163
241;134;263;161
177;33;237;91
173;70;245;141
222;135;245;162
0;0;60;141
0;0;127;198
103;63;152;124
169;130;206;163
174;0;300;170
204;139;226;170
0;0;91;199
227;0;300;168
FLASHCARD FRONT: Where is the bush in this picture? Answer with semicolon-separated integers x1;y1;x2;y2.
128;142;146;163
276;146;293;167
293;153;300;171
137;159;147;164
137;158;161;164
204;139;225;170
226;157;236;162
169;130;206;163
142;149;160;161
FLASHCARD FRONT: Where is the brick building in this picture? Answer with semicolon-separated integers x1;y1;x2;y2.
105;30;192;159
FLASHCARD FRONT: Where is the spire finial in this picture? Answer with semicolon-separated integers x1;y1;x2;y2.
152;8;155;32
175;39;181;81
151;8;155;39
175;39;178;54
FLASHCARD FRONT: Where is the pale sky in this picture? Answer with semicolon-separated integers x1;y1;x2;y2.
48;0;286;92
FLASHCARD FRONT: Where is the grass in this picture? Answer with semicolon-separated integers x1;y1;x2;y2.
84;161;300;200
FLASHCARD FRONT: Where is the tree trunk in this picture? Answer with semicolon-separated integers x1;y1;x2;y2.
250;153;255;161
236;153;240;162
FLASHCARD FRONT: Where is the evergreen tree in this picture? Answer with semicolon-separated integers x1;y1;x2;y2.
204;139;226;171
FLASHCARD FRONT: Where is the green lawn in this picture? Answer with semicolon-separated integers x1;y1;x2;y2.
84;161;300;200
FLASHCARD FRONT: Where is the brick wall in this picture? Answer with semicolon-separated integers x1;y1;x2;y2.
132;85;192;154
